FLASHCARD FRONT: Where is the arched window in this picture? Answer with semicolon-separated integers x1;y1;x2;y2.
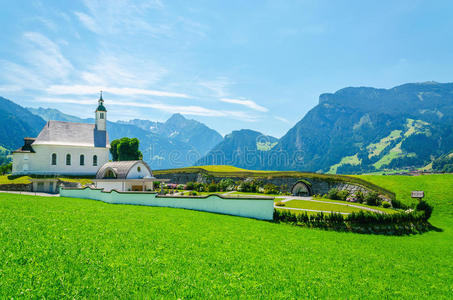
104;170;117;179
51;153;57;165
93;155;98;166
137;166;141;172
80;154;85;166
66;154;71;166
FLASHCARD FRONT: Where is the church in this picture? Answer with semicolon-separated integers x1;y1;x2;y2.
12;94;110;176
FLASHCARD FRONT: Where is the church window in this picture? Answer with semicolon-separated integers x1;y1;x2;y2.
137;166;141;172
100;113;104;119
51;153;57;165
80;154;85;166
93;155;98;166
66;154;71;166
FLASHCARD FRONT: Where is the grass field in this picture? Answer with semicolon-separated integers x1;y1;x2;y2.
1;174;452;298
0;175;92;186
281;199;394;214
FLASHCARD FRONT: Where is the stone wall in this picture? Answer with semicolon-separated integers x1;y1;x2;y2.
0;183;32;192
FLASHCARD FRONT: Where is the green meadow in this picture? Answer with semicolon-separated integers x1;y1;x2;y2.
0;174;452;298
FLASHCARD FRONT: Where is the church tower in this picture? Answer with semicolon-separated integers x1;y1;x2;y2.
95;91;107;131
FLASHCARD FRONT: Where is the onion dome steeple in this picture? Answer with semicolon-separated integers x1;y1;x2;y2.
96;91;107;112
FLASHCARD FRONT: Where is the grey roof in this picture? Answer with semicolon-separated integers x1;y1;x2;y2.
32;121;109;148
96;160;152;179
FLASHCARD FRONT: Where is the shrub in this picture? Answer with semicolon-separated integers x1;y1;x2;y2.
185;182;195;190
264;183;279;194
153;181;161;189
415;200;433;220
327;188;341;200
365;192;381;206
355;190;365;203
190;191;198;196
219;178;235;191
275;201;285;207
337;190;350;201
391;198;408;209
208;183;218;192
382;202;391;208
240;181;258;193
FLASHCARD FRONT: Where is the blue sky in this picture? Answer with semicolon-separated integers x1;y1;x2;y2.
1;0;452;137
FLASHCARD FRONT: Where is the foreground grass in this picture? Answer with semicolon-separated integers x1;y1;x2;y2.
1;174;453;298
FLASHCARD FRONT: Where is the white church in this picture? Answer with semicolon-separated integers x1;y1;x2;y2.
13;94;110;175
12;94;162;193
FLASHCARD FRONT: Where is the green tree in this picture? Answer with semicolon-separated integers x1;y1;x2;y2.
0;162;12;175
110;137;143;161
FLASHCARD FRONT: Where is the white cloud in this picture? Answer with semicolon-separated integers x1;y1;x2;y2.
46;85;190;98
37;97;258;121
23;32;73;78
76;0;168;37
274;116;290;124
74;11;100;34
197;77;232;98
221;98;268;112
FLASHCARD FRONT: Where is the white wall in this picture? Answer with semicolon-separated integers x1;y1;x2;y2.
126;162;152;179
95;181;123;192
13;144;109;175
61;187;274;220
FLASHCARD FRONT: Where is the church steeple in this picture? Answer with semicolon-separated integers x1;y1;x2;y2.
95;91;107;131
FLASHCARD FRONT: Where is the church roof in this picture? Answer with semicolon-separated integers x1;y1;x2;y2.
32;121;109;148
96;160;152;179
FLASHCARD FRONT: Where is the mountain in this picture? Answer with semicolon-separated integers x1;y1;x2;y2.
27;107;86;123
26;107;219;169
119;113;223;156
268;82;453;173
0;97;46;151
196;129;278;169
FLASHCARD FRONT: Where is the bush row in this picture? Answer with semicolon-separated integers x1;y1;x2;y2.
273;200;433;235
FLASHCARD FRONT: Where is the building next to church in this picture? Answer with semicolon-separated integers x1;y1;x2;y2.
92;160;167;192
12;93;110;176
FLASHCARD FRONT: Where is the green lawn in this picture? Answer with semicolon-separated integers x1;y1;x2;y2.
0;175;31;184
283;199;376;214
0;174;452;298
0;175;92;186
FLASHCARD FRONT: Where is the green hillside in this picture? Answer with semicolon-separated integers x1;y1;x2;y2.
0;174;452;298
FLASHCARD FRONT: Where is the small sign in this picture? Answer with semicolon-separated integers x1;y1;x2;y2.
411;191;424;199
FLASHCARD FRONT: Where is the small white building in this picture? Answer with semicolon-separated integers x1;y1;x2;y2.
93;160;167;192
12;94;110;176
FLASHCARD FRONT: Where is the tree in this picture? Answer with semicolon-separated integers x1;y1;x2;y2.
0;162;12;175
110;137;143;161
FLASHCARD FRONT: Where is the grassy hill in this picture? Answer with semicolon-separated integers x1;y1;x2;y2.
0;174;452;298
154;165;396;199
